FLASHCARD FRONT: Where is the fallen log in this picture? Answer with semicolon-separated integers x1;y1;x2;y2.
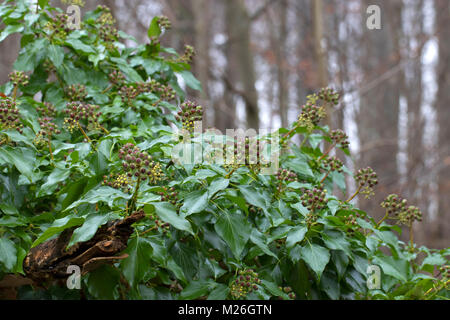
22;210;145;284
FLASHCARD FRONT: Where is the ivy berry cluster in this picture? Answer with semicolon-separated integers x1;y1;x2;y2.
0;98;23;133
65;84;87;102
355;167;378;199
277;286;296;300
118;85;140;106
108;70;126;88
318;87;340;105
9;71;29;87
119;143;163;184
175;100;203;133
99;24;118;44
322;156;343;173
300;186;328;212
45;13;71;39
230;269;261;299
276;168;297;183
96;5;115;25
35;117;60;146
137;80;176;101
179;45;195;63
37;102;57;118
300;103;326;127
330;129;349;149
63;102;102;133
102;173;132;194
398;206;423;226
158;186;179;206
344;213;359;236
155;15;171;30
275;168;297;192
380;194;422;227
145;210;171;235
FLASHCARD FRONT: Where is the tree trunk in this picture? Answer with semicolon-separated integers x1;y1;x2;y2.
357;0;402;222
223;0;259;130
435;0;450;248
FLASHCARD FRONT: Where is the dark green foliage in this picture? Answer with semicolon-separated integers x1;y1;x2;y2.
0;0;448;300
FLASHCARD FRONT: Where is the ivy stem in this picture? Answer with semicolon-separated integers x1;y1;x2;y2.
12;85;18;101
409;224;414;251
376;211;390;227
77;122;92;143
99;124;110;135
101;85;112;94
299;133;310;148
346;185;362;202
140;225;158;236
424;279;450;299
129;176;141;213
318;143;336;161
320;171;330;184
151;98;162;107
225;166;237;179
282;123;299;141
48;138;55;164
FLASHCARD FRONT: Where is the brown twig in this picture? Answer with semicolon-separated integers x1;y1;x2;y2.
77;122;91;143
12;85;18;101
129;176;141;213
318;143;336;161
48;138;55;164
346;185;362;202
140;225;158;236
320;171;330;184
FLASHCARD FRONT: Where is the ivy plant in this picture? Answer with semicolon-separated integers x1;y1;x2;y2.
0;0;448;300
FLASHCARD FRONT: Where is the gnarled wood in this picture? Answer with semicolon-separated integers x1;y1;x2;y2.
22;211;145;283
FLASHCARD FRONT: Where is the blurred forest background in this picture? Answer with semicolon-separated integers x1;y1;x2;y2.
0;0;449;249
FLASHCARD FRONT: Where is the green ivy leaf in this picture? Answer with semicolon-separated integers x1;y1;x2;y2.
0;24;24;42
147;16;161;38
300;243;330;280
373;255;410;282
68;212;116;248
260;280;289;299
250;229;278;258
322;230;352;257
285;158;314;179
180;280;214;299
64;186;132;211
178;70;202;91
120;237;153;288
214;211;251;259
47;44;64;68
286;225;307;248
207;284;229;300
38;166;71;196
0;146;37;182
85;265;120;299
150;202;194;235
180;190;208;217
237;185;268;211
208;177;229;199
0;238;17;270
65;39;96;54
32;215;85;248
